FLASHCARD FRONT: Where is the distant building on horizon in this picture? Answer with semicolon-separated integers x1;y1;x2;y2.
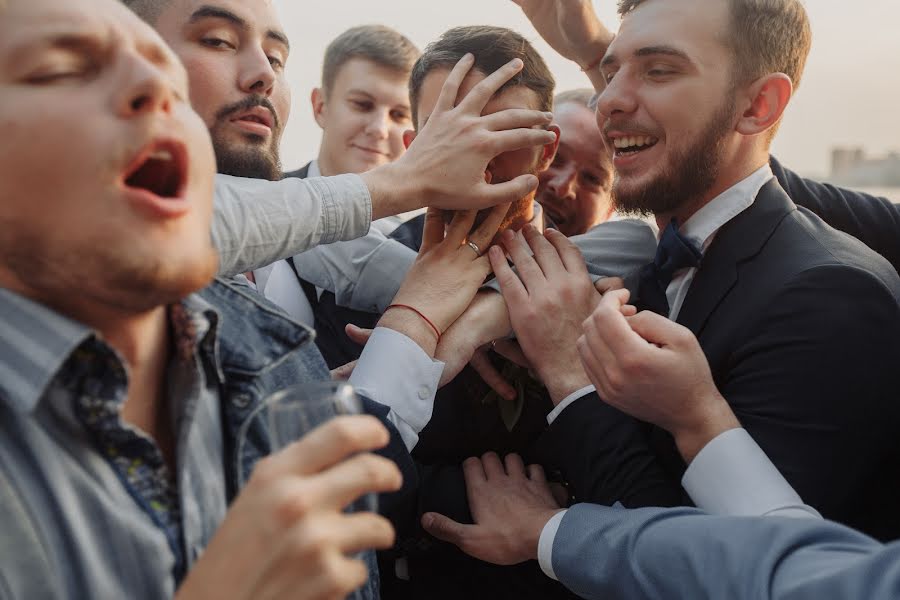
830;147;900;187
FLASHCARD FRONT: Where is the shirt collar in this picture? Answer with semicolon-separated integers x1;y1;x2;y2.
0;288;222;415
680;163;774;252
307;159;321;178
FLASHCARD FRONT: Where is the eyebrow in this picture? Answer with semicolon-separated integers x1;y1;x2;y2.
601;45;693;69
189;5;290;51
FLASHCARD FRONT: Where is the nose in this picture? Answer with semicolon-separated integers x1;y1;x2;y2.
364;110;390;140
547;163;577;199
238;46;276;97
117;53;175;118
595;71;638;122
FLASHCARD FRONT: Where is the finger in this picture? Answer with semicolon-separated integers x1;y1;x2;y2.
265;415;390;477
470;348;516;401
462;455;487;485
489;245;529;307
522;224;565;278
344;323;373;346
545;228;590;275
471;175;540;209
481;452;506;478
311;453;402;510
458;58;525;114
594;276;625;295
621;304;638;317
333;512;395;554
421;512;473;547
467;203;510;255
502;229;546;292
503;453;527;479
330;361;356;380
444;209;478;248
433;53;475;114
481;108;555;132
487;128;559;157
626;310;692;348
420;207;448;253
492;339;531;370
526;463;547;484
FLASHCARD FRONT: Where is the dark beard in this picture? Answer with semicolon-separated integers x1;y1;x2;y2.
612;96;735;216
210;96;283;181
212;134;283;181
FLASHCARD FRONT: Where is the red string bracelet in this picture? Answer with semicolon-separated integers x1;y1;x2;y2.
386;304;441;342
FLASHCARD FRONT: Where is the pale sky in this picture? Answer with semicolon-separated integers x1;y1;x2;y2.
273;1;900;178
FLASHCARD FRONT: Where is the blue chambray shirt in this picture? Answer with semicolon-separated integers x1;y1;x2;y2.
0;288;227;599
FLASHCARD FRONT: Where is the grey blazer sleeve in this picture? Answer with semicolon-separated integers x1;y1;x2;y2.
552;503;899;600
482;218;658;294
291;229;417;313
212;173;372;277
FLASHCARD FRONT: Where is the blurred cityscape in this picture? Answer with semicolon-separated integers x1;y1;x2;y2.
829;147;900;202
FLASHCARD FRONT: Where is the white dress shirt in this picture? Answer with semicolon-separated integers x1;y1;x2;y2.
538;164;822;580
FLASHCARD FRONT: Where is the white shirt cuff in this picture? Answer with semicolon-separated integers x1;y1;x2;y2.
537;509;567;581
546;385;596;425
349;327;444;451
683;428;821;519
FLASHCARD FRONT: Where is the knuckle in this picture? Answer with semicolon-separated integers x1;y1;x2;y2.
272;486;314;527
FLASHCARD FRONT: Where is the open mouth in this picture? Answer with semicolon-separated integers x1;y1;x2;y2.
123;139;187;199
612;135;659;157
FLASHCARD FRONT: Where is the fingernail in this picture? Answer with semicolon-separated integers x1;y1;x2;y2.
422;513;434;527
510;58;523;69
544;111;554;119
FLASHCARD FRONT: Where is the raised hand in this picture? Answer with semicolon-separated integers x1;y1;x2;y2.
422;453;561;566
578;291;741;463
176;416;402;600
511;0;614;68
490;225;600;404
379;206;506;356
363;55;556;215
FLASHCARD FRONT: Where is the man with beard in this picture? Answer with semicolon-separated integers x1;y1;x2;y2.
537;89;616;237
0;0;539;598
418;0;900;556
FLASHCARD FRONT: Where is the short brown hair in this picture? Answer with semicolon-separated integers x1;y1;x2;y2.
120;0;169;23
618;0;812;88
408;26;555;126
321;25;419;95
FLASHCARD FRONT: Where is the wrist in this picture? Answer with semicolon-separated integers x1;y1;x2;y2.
362;160;419;219
522;509;563;562
543;363;592;406
673;392;741;464
378;308;438;357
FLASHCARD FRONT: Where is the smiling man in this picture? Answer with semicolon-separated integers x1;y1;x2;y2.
537;89;615;236
0;0;540;598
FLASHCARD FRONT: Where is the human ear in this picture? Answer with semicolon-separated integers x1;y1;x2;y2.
311;87;327;129
736;73;793;137
536;124;561;172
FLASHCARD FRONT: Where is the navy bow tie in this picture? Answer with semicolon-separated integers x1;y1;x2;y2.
635;219;703;316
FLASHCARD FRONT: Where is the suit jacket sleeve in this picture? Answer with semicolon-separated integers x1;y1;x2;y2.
770;157;900;275
539;394;684;508
212;173;372;277
551;503;898;600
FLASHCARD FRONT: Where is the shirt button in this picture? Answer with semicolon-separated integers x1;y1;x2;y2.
417;387;430;400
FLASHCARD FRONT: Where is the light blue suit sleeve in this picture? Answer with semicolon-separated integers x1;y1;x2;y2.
552;503;900;600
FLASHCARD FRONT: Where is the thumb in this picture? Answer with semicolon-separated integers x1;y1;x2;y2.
421;512;471;547
477;175;539;208
345;323;374;346
626;310;687;347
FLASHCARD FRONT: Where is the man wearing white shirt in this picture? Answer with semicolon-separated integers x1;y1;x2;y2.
419;0;900;575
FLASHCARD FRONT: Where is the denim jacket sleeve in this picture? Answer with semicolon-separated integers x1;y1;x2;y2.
213;173;372;277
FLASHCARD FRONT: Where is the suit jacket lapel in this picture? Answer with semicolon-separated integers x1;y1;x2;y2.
676;179;796;336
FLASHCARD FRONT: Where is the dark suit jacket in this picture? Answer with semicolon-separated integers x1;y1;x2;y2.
545;179;900;541
283;161;311;180
770;156;900;275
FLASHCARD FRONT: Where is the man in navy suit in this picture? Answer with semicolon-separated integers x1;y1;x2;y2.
423;0;900;553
